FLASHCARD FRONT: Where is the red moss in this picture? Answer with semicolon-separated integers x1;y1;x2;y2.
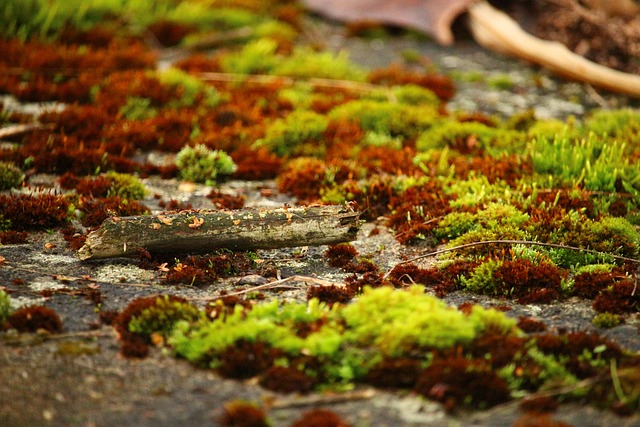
208;189;245;210
219;400;269;427
367;64;455;101
7;305;63;333
165;265;208;287
365;358;422;389
78;196;150;228
0;193;70;231
592;279;639;314
217;340;274;379
469;334;528;368
232;147;283;180
534;332;623;379
259;366;317;393
492;260;563;304
290;409;350;427
306;285;355;306
277;158;328;203
517;317;548;333
325;243;359;269
0;231;29;244
513;413;573;427
414;357;511;411
147;20;195;46
519;395;560;413
74;175;113;197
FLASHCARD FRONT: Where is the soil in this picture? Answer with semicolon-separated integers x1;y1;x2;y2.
2;17;640;427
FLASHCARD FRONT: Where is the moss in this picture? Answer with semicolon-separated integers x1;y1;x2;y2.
128;295;202;338
0;161;25;190
341;286;480;356
104;171;146;200
218;400;270;427
158;67;219;108
416;120;522;155
592;312;623;329
7;305;63;333
329;99;439;138
0;289;12;324
175;144;237;184
220;38;280;74
254;110;328;157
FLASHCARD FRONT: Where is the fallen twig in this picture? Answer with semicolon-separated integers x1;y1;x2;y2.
79;205;363;260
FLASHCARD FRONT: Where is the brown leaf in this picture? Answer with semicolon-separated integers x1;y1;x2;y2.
302;0;477;45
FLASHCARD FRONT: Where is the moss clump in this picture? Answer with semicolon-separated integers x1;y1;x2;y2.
158;67;219;108
128;295;202;338
0;289;12;324
416;120;522;155
0;161;25;190
254;110;329;157
104;172;147;200
175;144;237;184
592;312;623;329
329;99;439;138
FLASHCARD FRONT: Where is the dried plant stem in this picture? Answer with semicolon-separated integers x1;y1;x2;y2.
467;1;640;97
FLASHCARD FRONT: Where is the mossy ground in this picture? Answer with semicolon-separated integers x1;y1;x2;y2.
1;1;639;425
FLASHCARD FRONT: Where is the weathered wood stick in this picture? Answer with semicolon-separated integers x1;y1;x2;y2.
78;205;362;260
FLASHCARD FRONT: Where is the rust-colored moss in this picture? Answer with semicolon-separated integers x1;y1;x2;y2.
325;243;358;269
306;285;355;306
592;279;639;314
78;196;149;228
6;305;63;333
0;193;70;231
367;64;455;101
513;412;573;427
415;356;511;411
219;400;269;427
208;189;245;210
217;340;274;379
0;231;29;244
517;317;548;333
232;147;283;180
147;20;195;47
492;260;564;304
259;366;317;393
290;409;350;427
365;357;422;389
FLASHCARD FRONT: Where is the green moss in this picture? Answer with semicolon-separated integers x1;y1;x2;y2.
0;161;25;190
175;144;237;184
416;120;522;154
0;289;12;323
105;172;147;200
592;312;623;329
119;96;157;120
221;38;280;74
128;295;202;338
341;286;479;357
459;259;503;295
389;85;440;106
529;132;639;194
273;48;367;81
158;67;220;108
444;175;513;208
254;110;328;157
486;73;515;90
329;100;439;138
435;203;529;241
583;108;640;142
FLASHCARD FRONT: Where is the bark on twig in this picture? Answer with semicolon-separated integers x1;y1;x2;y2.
467;1;640;97
78;205;362;260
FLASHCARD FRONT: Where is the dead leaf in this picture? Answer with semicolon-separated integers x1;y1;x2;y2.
302;0;476;45
158;263;170;272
